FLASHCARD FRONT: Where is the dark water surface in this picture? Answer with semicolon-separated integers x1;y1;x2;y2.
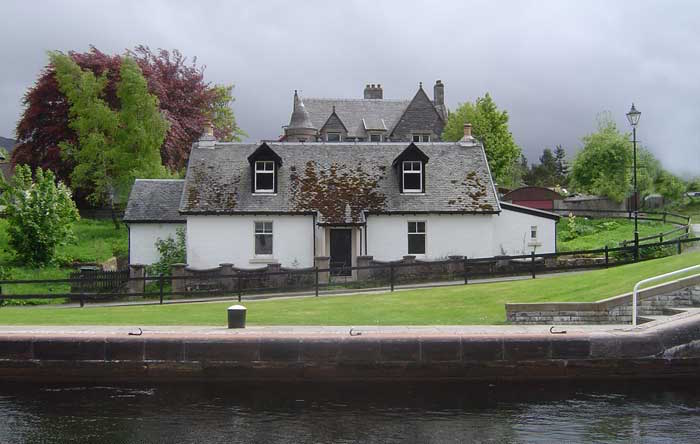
1;380;699;443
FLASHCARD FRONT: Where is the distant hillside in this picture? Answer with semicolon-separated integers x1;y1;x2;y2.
0;137;15;152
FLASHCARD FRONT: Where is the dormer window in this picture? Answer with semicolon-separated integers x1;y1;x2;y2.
248;143;282;194
327;132;341;142
412;134;431;142
370;134;382;142
254;161;275;193
402;161;422;193
392;143;429;194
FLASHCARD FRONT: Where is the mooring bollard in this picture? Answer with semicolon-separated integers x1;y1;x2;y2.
227;304;247;329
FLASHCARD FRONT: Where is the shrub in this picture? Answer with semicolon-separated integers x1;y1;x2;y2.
148;228;186;277
0;165;80;265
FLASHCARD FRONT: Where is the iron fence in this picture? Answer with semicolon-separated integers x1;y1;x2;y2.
1;236;698;307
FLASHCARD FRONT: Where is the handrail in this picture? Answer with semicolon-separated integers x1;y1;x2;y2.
631;264;700;326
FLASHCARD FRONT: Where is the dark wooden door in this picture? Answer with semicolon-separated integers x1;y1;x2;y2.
330;229;352;276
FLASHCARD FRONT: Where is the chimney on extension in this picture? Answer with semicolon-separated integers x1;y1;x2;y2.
364;83;383;99
460;123;475;143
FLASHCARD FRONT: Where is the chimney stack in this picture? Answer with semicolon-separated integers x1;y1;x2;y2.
460;123;476;143
433;80;444;106
198;121;216;148
364;83;383;99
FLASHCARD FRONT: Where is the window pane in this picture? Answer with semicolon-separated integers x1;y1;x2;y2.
408;222;416;233
255;234;273;255
255;222;264;233
327;133;340;142
408;234;425;255
256;172;274;191
413;135;421;142
370;134;381;142
416;222;425;233
403;171;421;190
422;135;430;142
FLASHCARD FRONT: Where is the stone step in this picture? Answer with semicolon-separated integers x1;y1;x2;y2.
638;315;670;324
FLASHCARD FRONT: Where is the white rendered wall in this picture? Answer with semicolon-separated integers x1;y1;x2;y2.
366;214;495;261
493;209;557;255
186;215;315;269
129;223;185;265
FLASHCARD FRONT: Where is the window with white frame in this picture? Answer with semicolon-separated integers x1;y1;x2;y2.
254;161;275;193
402;160;422;192
327;132;341;142
370;134;382;142
254;221;273;255
530;225;538;240
408;221;426;255
412;134;430;142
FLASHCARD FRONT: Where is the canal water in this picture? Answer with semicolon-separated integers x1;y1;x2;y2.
1;380;699;443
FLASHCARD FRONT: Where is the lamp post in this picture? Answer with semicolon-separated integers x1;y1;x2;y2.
626;103;641;261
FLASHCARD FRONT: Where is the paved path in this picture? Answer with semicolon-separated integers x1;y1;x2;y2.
0;323;632;337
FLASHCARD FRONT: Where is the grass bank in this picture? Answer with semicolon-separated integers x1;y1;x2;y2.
0;218;127;296
0;251;698;326
556;217;676;252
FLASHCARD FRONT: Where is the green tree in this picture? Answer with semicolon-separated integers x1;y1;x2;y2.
0;165;80;265
209;84;247;142
52;52;169;212
554;145;569;185
570;114;632;202
442;93;521;185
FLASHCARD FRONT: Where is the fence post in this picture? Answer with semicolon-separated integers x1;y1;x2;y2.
605;245;609;268
531;251;536;279
678;238;682;255
79;294;84;308
663;211;667;223
390;262;395;292
159;274;164;305
237;274;242;302
660;232;663;243
315;266;319;297
463;257;468;284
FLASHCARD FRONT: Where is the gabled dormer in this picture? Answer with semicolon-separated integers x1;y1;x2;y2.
248;143;283;194
392;143;429;194
320;106;348;142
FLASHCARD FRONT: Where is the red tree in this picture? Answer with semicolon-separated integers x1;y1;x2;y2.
12;46;232;192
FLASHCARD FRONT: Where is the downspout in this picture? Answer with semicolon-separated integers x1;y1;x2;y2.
126;223;131;266
364;213;368;256
312;213;316;260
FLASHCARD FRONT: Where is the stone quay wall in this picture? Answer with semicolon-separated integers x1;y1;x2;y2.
506;275;700;324
1;312;700;383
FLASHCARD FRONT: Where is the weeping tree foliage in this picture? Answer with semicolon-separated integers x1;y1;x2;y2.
442;93;521;185
0;165;79;265
52;52;170;210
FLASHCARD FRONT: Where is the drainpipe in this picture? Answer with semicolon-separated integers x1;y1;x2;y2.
312;213;316;260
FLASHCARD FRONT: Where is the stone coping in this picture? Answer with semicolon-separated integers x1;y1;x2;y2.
506;273;700;312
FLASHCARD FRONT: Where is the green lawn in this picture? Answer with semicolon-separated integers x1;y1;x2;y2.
556;217;676;252
0;218;127;296
1;251;698;326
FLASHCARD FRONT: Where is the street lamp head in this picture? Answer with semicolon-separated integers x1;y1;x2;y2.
626;103;641;127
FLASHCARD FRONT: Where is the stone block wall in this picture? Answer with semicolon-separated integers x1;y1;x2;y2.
507;277;700;324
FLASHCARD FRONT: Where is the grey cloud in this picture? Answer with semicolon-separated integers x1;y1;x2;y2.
1;0;699;176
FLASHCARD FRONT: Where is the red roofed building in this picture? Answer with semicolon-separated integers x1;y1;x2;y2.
501;186;563;210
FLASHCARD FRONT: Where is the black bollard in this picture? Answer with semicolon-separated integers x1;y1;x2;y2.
227;305;247;329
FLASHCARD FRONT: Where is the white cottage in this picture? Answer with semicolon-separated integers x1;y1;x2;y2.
121;125;558;271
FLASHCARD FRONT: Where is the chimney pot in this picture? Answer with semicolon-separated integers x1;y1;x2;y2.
463;123;472;138
364;83;383;99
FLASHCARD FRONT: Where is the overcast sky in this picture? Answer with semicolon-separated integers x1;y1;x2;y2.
1;0;699;176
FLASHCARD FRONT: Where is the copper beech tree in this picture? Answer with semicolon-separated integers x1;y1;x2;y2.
12;46;244;202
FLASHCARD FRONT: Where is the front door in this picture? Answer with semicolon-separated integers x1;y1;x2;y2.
330;229;352;276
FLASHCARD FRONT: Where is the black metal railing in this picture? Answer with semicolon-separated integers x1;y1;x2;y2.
1;236;698;307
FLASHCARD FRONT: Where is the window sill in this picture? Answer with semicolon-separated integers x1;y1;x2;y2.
252;193;277;196
527;241;542;247
249;257;278;264
401;192;425;196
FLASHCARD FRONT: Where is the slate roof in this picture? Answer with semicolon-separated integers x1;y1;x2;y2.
124;179;186;223
303;98;410;139
180;142;500;224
